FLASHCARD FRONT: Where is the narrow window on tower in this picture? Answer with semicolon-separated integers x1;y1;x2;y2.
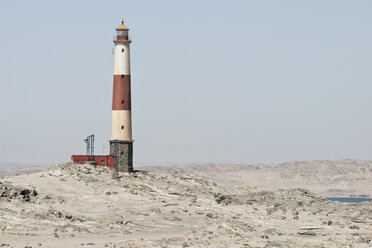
121;75;124;78
122;49;124;52
121;125;124;130
121;100;124;104
121;151;124;156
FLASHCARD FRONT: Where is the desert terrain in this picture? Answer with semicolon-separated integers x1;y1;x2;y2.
139;159;372;198
0;162;49;177
0;161;371;247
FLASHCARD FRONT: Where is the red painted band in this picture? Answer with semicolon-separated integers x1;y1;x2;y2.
116;35;128;40
112;75;131;110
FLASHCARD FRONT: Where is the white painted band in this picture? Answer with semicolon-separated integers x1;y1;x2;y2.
110;110;132;141
114;43;131;75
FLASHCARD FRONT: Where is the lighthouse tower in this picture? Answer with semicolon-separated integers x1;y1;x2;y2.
110;21;133;172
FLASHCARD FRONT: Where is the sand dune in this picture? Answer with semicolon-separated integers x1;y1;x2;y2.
0;162;371;247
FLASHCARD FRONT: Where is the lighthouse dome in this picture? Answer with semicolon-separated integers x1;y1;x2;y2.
116;20;129;30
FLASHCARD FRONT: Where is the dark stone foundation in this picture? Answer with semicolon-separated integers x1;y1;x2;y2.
109;141;133;172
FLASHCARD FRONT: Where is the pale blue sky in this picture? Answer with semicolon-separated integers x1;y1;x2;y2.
0;0;371;164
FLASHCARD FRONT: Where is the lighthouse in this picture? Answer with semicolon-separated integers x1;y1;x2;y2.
110;21;133;172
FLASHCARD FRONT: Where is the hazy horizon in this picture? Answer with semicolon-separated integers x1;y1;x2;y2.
1;0;371;165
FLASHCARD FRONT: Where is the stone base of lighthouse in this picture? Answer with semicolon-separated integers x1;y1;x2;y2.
109;141;133;172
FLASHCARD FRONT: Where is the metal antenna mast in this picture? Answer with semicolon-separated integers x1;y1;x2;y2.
84;134;95;160
84;137;90;155
90;134;95;156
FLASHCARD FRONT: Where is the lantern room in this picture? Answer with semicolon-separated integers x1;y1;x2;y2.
116;20;129;41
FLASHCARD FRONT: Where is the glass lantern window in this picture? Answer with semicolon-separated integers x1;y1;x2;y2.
117;30;128;36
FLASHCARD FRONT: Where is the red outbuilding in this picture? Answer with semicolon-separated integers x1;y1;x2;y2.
71;155;114;168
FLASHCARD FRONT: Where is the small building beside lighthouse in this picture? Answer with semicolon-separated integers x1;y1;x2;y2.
72;21;134;172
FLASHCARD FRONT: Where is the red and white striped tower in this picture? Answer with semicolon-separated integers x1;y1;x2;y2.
110;21;133;172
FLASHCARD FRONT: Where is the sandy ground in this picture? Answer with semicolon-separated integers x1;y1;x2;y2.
0;163;371;247
139;159;372;197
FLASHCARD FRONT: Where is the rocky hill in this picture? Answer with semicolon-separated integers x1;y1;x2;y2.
0;163;371;247
139;159;372;197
